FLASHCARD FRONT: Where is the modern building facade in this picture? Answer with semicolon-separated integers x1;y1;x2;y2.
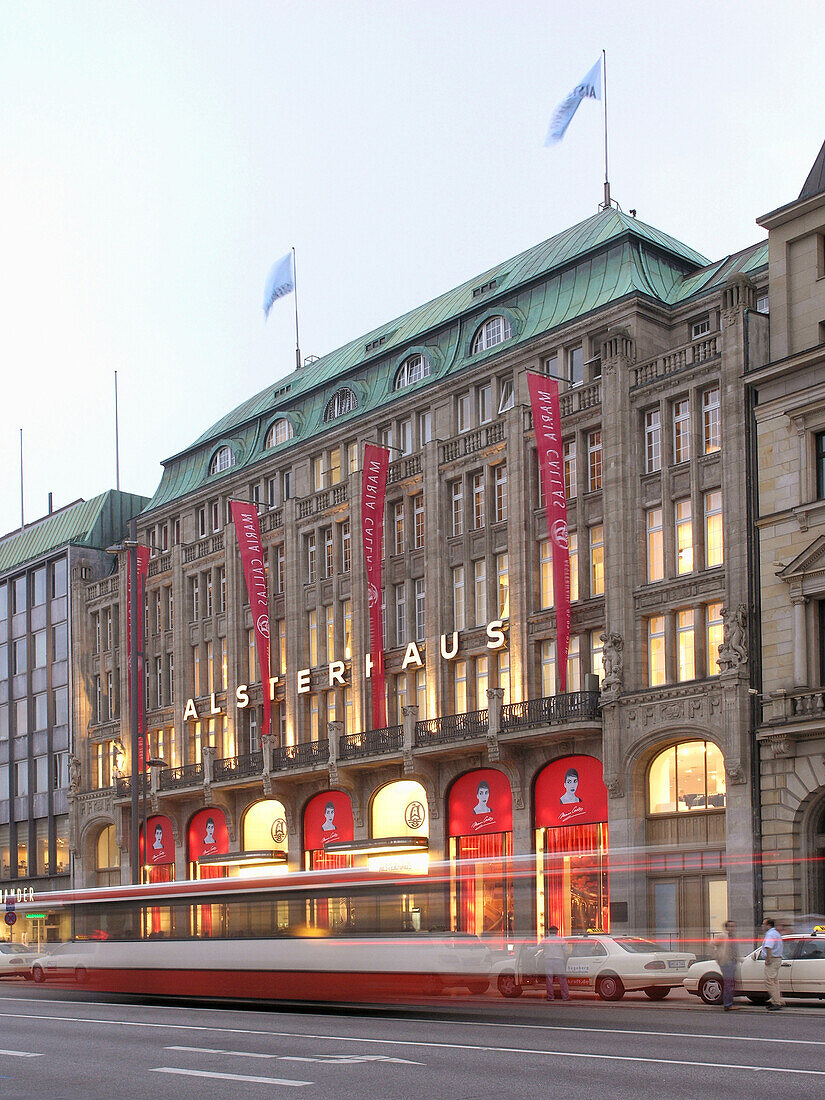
750;142;825;926
72;203;769;948
0;491;146;942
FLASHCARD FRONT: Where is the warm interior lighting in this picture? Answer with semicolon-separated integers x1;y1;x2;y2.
324;836;429;857
198;849;287;867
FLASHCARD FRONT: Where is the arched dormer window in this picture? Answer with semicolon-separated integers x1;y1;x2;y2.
209;445;235;475
648;741;726;815
265;418;294;448
324;388;358;423
472;315;512;354
394;353;431;391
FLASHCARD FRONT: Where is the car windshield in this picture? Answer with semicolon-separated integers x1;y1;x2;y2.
0;943;31;954
614;938;668;954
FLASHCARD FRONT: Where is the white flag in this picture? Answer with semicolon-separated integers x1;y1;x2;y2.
263;251;295;319
544;57;602;146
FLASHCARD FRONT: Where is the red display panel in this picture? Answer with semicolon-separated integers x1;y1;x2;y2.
139;815;175;866
535;754;608;828
304;790;354;852
448;769;513;836
188;808;229;862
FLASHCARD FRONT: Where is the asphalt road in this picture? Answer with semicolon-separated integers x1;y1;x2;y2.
0;983;823;1098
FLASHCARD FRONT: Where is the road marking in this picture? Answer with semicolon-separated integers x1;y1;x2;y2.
0;1049;42;1058
152;1067;311;1086
166;1045;423;1065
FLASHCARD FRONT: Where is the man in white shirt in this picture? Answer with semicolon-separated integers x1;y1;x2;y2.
761;917;785;1010
538;926;570;1001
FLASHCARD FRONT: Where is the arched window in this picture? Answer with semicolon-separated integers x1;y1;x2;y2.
394;354;431;391
472;316;512;355
96;824;120;887
324;388;358;423
648;741;726;815
265;418;294;448
209;446;235;475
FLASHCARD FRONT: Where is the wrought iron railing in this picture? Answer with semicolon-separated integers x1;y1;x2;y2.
415;709;488;746
502;691;600;731
159;762;204;790
338;726;403;759
271;740;328;770
212;752;263;782
114;775;147;798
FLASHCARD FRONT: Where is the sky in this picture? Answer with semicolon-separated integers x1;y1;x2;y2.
1;0;823;535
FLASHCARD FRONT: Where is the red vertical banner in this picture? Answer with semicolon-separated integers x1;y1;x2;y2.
361;443;390;730
126;545;150;770
528;372;571;691
231;501;271;744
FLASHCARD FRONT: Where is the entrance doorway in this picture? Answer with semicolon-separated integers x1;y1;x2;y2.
650;873;727;952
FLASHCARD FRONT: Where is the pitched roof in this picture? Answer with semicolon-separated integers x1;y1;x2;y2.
0;491;149;576
799;139;825;201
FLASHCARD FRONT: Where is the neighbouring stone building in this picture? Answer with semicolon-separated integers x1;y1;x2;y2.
61;195;774;951
750;141;825;926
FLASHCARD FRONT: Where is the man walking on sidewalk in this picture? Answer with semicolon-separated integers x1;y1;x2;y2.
761;917;786;1010
715;920;738;1011
539;926;570;1002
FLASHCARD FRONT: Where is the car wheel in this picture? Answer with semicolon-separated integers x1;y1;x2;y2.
698;975;723;1005
75;967;87;984
466;979;489;994
22;972;33;981
596;974;625;1001
31;965;45;984
497;972;523;998
643;986;670;1000
746;993;769;1005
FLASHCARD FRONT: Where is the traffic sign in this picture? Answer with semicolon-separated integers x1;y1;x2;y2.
4;911;17;927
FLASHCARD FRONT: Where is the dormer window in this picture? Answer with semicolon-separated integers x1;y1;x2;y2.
265;418;294;448
209;446;235;475
324;388;358;423
472;316;512;354
691;316;711;340
394;353;431;390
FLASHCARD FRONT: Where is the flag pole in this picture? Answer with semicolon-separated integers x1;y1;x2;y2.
114;370;121;491
19;428;24;529
292;246;302;370
601;49;611;209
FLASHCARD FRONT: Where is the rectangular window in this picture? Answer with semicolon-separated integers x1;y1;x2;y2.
590;524;604;596
673;399;691;464
306;532;317;584
393;502;405;556
475;655;489;711
496;553;509;619
478;384;492;424
644;408;662;473
34;691;47;731
154;590;162;633
166;586;174;629
677;609;696;682
33;630;46;668
394;584;407;647
274;544;285;594
453;566;465;631
329;446;342;485
418;410;432;446
564;439;577;499
493;465;508;523
457;393;471;433
815;431;825;500
705;491;724;567
193;645;201;696
308;610;318;666
33;567;46;606
647;507;664;582
472;472;485;529
340;521;351;574
399;419;412;456
206;640;214;694
168;653;174;703
648;616;666;686
568;531;579;602
498;378;514;413
412;495;424;548
267;476;278;509
155;656;163;708
454;659;467;714
474;559;487;625
568;345;584;386
675;499;694;575
587;431;602;491
450;480;464;537
325;605;335;662
313;455;326;492
342;600;352;661
205;572;213;617
218;566;226;613
219;636;227;691
415;579;425;642
691;317;711;339
191;575;199;621
703;387;721;454
590;630;604;686
324;527;334;577
540;540;553;609
706;602;723;676
13;637;27;675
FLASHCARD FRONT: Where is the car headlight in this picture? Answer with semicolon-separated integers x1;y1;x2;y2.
644;960;666;970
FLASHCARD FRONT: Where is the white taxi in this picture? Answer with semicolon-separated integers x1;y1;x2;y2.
494;934;695;1000
0;941;38;979
684;932;825;1005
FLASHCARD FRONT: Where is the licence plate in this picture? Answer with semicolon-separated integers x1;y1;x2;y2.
667;960;685;969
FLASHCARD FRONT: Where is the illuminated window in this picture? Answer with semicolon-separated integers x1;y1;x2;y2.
647;507;664;582
415;579;426;641
648;741;726;815
673;399;691;464
702;388;720;454
393;502;405;555
475;655;489;711
648;616;666;686
265;418;293;447
209;446;235;475
394;584;407;647
454;659;468;713
590;630;604;685
473;559;487;626
539;540;553;609
587;431;602;491
675;499;694;574
568;532;579;602
589;524;604;596
494;465;508;523
453;566;465;631
677;609;695;681
705;491;724;567
496;553;509;619
706;602;723;676
308;610;318;666
564;440;577;499
472;316;512;354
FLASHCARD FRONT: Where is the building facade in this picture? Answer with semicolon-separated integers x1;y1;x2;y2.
72;205;768;948
0;491;146;942
750;143;825;926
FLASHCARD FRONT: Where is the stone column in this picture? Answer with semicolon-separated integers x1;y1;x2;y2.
792;596;808;686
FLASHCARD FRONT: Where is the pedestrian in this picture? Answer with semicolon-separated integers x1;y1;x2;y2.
714;920;737;1010
538;925;570;1001
761;917;786;1010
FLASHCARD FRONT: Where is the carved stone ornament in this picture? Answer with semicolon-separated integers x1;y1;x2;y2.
69;753;81;794
606;776;624;799
725;763;747;785
766;735;795;760
717;605;748;673
600;632;624;695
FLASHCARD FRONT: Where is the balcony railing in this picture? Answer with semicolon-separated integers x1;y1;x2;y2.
502;691;600;731
114;775;146;798
439;422;505;464
212;751;263;782
272;740;328;770
159;762;204;791
339;726;403;759
415;709;488;747
297;483;348;519
183;533;224;564
632;335;719;389
388;455;423;483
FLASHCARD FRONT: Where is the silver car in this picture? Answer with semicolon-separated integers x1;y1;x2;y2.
684;932;825;1005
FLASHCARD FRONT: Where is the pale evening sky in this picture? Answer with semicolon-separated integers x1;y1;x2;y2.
0;0;823;535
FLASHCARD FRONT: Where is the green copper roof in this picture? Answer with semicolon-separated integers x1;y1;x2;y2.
144;208;765;515
0;490;149;576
